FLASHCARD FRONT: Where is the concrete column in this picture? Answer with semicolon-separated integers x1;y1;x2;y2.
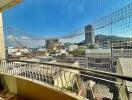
0;12;6;60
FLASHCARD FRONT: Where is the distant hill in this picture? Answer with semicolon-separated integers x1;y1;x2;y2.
78;34;132;45
95;34;132;43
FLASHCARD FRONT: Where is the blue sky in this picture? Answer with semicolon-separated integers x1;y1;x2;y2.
2;0;132;47
3;0;131;37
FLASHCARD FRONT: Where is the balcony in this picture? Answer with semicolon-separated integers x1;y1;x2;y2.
0;60;131;100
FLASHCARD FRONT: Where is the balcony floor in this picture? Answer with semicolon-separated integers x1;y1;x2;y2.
0;89;26;100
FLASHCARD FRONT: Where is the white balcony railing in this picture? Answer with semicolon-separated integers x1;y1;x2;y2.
0;60;132;100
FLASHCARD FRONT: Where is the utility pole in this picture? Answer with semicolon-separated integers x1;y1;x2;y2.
0;0;21;60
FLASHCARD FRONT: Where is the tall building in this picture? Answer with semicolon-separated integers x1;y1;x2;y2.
85;25;95;45
45;39;63;52
45;39;59;49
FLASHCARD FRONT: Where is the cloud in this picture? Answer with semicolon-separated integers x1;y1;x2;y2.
6;34;18;41
6;35;46;48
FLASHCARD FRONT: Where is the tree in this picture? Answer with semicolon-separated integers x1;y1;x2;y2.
61;53;66;57
69;48;85;56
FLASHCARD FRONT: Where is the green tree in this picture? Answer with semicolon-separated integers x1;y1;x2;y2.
69;48;85;56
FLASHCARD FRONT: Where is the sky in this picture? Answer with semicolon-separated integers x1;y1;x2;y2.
2;0;132;47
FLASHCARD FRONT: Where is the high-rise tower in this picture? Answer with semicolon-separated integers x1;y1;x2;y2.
85;25;95;45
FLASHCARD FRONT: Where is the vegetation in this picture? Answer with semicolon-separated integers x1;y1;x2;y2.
95;34;132;43
86;44;95;49
69;48;85;56
78;34;132;46
61;53;66;57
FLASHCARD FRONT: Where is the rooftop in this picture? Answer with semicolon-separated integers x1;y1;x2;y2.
85;49;111;54
118;58;132;92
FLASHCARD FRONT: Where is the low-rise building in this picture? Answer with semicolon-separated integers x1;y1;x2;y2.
67;45;78;52
116;58;132;100
112;41;132;59
19;48;29;53
72;56;87;67
7;47;29;56
110;41;132;73
85;49;112;72
93;84;113;100
8;47;18;55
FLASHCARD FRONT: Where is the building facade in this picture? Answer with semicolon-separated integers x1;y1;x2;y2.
85;49;112;72
85;25;95;45
112;41;132;59
116;58;132;100
67;45;78;52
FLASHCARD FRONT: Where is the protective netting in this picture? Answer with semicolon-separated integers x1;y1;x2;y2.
2;0;132;100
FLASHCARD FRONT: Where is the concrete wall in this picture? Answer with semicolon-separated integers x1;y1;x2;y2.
116;61;128;100
3;75;17;93
17;78;79;100
129;93;132;100
1;74;81;100
0;12;5;60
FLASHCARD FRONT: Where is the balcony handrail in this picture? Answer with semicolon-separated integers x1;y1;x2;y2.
8;59;132;82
